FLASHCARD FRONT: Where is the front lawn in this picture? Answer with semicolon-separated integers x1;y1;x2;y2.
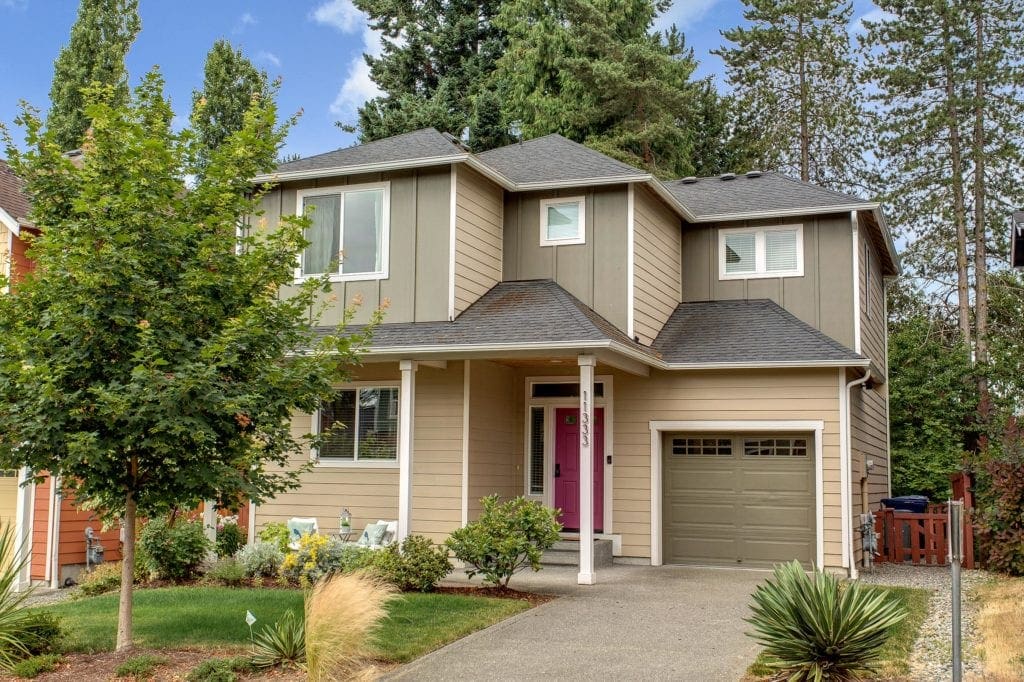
37;586;531;662
747;585;931;680
974;575;1024;680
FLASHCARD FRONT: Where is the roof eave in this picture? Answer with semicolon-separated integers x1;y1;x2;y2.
252;153;469;183
688;203;879;223
869;206;902;276
0;207;19;236
661;358;870;371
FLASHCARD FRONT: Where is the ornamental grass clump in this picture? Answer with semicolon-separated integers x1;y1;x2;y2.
746;560;907;681
304;572;397;682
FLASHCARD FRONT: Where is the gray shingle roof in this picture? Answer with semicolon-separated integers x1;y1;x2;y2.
316;279;656;356
475;134;648;185
652;299;863;365
664;172;872;219
0;160;32;227
271;128;463;175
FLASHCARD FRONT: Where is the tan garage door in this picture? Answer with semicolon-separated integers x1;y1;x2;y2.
0;471;18;566
662;433;815;568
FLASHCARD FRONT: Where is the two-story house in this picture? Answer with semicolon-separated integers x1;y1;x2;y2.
248;129;899;583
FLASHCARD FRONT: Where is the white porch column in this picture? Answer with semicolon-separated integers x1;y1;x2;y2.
14;468;33;591
578;354;597;585
397;360;418;542
202;500;218;561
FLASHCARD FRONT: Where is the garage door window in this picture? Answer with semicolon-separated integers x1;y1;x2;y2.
743;437;808;457
671;437;732;456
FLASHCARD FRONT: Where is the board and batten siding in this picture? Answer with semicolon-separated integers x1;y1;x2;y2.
503;186;630;334
256;167;452;327
254;362;465;545
680;214;856;350
632;185;681;345
466;360;520;520
453;167;504;316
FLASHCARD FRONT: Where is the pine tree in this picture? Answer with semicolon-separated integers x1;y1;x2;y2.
716;0;865;189
494;0;708;178
346;0;506;143
46;0;141;151
191;40;270;173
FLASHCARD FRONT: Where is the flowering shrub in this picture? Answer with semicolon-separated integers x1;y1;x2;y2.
279;535;373;586
216;517;245;558
139;516;211;580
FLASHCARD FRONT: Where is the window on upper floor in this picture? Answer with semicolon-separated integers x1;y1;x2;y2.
295;183;390;282
313;385;400;465
539;196;586;246
719;225;804;280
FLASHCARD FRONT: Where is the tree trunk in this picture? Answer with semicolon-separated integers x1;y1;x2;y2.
941;11;972;349
116;491;136;652
972;7;990;417
797;13;809;182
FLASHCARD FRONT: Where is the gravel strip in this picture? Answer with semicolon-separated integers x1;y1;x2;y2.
21;587;74;607
860;563;988;681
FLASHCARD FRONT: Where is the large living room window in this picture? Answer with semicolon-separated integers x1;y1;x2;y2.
296;183;390;281
314;386;399;465
719;225;803;279
539;196;585;246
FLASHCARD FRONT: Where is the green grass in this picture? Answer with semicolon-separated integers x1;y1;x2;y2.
9;654;61;679
35;586;530;663
747;584;931;679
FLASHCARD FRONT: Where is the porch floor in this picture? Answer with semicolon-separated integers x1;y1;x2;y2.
387;563;767;681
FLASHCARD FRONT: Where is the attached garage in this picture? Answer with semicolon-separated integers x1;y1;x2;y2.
661;431;817;568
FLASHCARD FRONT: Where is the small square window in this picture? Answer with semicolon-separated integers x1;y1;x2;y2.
540;197;585;246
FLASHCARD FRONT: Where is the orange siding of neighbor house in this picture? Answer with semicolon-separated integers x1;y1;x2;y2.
30;477;50;580
57;494;122;568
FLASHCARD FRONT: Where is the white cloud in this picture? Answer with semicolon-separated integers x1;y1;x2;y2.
656;0;722;30
257;51;282;68
0;0;28;9
852;7;895;33
233;11;257;33
311;1;384;120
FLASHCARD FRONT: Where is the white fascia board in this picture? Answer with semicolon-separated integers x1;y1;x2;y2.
252;154;469;183
661;358;871;370
0;207;20;236
689;203;880;224
870;207;902;275
514;175;651;191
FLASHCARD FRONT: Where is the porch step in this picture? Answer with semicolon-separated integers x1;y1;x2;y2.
542;539;614;567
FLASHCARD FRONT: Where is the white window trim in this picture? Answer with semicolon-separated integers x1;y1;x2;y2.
312;380;401;468
539;196;586;246
718;224;804;280
294;181;391;284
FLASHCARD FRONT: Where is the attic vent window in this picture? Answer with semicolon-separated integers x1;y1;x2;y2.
719;225;804;280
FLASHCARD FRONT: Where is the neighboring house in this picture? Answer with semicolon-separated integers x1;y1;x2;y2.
0;159;123;588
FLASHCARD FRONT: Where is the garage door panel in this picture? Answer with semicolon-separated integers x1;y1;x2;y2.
742;503;815;531
665;467;734;492
742;536;815;567
665;536;737;565
666;501;734;526
741;467;813;493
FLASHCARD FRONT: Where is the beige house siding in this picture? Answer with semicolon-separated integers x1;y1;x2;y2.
503;186;630;334
0;227;10;286
680;214;856;350
632;185;681;345
466;361;520;519
454;167;504;316
256;167;452;327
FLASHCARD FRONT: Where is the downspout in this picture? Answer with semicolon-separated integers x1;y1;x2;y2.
843;372;872;580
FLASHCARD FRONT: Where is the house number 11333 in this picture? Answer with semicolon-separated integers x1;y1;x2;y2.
581;388;590;448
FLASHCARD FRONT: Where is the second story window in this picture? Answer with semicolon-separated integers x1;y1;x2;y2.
296;183;390;281
719;225;803;280
540;196;586;246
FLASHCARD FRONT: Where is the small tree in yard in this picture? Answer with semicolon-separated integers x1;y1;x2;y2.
0;71;372;651
446;496;561;587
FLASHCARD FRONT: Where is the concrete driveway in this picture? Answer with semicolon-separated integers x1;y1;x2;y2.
385;564;767;681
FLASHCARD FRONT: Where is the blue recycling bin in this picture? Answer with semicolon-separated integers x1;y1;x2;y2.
881;495;930;513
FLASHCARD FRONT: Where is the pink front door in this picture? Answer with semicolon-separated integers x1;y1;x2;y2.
554;407;604;533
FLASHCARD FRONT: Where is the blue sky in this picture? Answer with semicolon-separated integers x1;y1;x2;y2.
0;0;883;159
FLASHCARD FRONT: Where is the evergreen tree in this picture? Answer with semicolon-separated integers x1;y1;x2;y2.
46;0;141;151
191;40;270;173
716;0;865;189
494;0;707;178
346;0;506;143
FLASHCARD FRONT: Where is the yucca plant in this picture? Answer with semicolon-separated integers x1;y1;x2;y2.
746;560;907;681
0;522;39;670
251;610;305;670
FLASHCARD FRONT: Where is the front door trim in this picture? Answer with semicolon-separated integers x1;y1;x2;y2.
649;420;824;569
524;375;613;536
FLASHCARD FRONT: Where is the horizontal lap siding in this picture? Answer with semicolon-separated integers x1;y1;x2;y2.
255;363;466;544
613;369;843;567
454;167;503;315
467;361;520;520
632;186;681;345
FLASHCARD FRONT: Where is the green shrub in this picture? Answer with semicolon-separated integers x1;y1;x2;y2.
252;610;305;669
371;535;452;592
10;653;60;679
215;520;245;558
139;516;211;580
445;495;561;587
204;558;246;587
746;560;908;681
184;656;254;682
279;535;373;585
113;653;168;680
19;612;61;656
258;522;290;554
975;442;1024;575
76;561;123;597
236;542;283;578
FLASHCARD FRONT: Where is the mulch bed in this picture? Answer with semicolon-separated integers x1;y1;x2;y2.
435;584;556;606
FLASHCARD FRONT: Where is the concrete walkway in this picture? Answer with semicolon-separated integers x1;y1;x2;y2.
385;564;768;681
